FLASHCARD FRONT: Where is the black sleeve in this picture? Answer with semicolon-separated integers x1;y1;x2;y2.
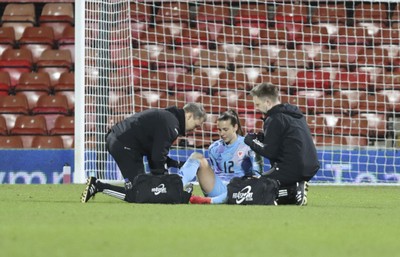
247;115;284;159
149;122;179;171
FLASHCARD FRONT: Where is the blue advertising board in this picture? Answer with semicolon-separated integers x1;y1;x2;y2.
1;148;399;184
0;150;74;184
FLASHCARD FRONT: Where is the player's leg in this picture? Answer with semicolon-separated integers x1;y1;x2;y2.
265;171;309;206
178;152;202;185
81;132;145;203
106;131;145;181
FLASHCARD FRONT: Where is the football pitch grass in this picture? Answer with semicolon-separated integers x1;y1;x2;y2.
1;185;399;257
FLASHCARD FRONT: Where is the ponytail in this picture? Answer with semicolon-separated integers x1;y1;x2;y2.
217;109;244;136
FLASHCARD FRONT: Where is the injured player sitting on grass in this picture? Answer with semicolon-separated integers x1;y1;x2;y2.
180;109;263;204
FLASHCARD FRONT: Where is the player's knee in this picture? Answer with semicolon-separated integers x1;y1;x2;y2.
189;152;205;161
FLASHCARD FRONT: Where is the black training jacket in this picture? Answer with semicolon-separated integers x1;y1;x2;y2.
110;106;185;171
249;103;320;182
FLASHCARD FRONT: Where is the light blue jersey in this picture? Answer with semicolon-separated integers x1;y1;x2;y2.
208;136;263;183
178;135;263;204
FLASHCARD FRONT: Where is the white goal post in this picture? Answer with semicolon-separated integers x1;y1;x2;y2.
75;0;400;185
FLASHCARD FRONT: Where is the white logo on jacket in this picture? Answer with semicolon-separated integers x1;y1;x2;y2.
151;184;167;195
233;186;254;204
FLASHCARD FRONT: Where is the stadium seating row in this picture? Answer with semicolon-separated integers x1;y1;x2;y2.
0;135;73;149
100;66;400;95
130;2;400;25
0;26;75;61
0;49;73;86
0;71;74;95
0;3;74;40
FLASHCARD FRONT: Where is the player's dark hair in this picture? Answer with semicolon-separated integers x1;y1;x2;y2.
250;83;279;103
218;109;244;136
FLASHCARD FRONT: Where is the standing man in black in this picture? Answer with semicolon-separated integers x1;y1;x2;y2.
244;83;320;206
81;103;207;203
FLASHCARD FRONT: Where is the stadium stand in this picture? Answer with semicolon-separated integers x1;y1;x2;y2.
1;1;400;150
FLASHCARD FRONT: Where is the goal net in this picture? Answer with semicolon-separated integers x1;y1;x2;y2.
78;0;400;184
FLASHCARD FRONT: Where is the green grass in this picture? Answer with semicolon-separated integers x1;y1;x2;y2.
1;185;399;257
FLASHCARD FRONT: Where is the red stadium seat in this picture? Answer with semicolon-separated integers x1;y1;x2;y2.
134;91;168;111
295;25;330;44
374;70;400;91
314;94;351;115
216;25;252;46
36;50;73;86
239;114;264;134
53;72;74;92
333;26;371;45
217;71;248;91
174;73;211;92
58;26;75;62
373;27;400;45
356;47;390;67
311;3;347;24
0;135;23;148
255;26;288;46
31;135;64;149
175;27;210;47
0;27;15;57
295;70;331;90
130;2;153;22
313;135;369;147
194;49;229;68
15;72;51;92
276;49;310;68
197;3;230;24
358;93;388;114
50;115;74;135
11;115;47;136
354;2;389;24
0;94;29;115
193;67;223;87
32;94;69;115
260;68;292;93
2;3;35;22
280;93;308;114
332;71;370;91
233;48;276;68
334;90;366;113
0;71;12;94
334;114;387;138
19;27;55;62
1;3;35;41
377;90;400;112
137;71;170;92
234;3;268;25
0;115;8;135
0;49;33;86
275;3;308;23
39;3;74;40
155;2;190;24
306;115;328;135
31;94;69;131
314;45;363;69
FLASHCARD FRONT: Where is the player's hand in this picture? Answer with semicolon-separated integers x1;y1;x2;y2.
256;132;264;142
244;133;257;146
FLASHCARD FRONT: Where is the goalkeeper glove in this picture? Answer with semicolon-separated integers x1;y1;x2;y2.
244;133;257;146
